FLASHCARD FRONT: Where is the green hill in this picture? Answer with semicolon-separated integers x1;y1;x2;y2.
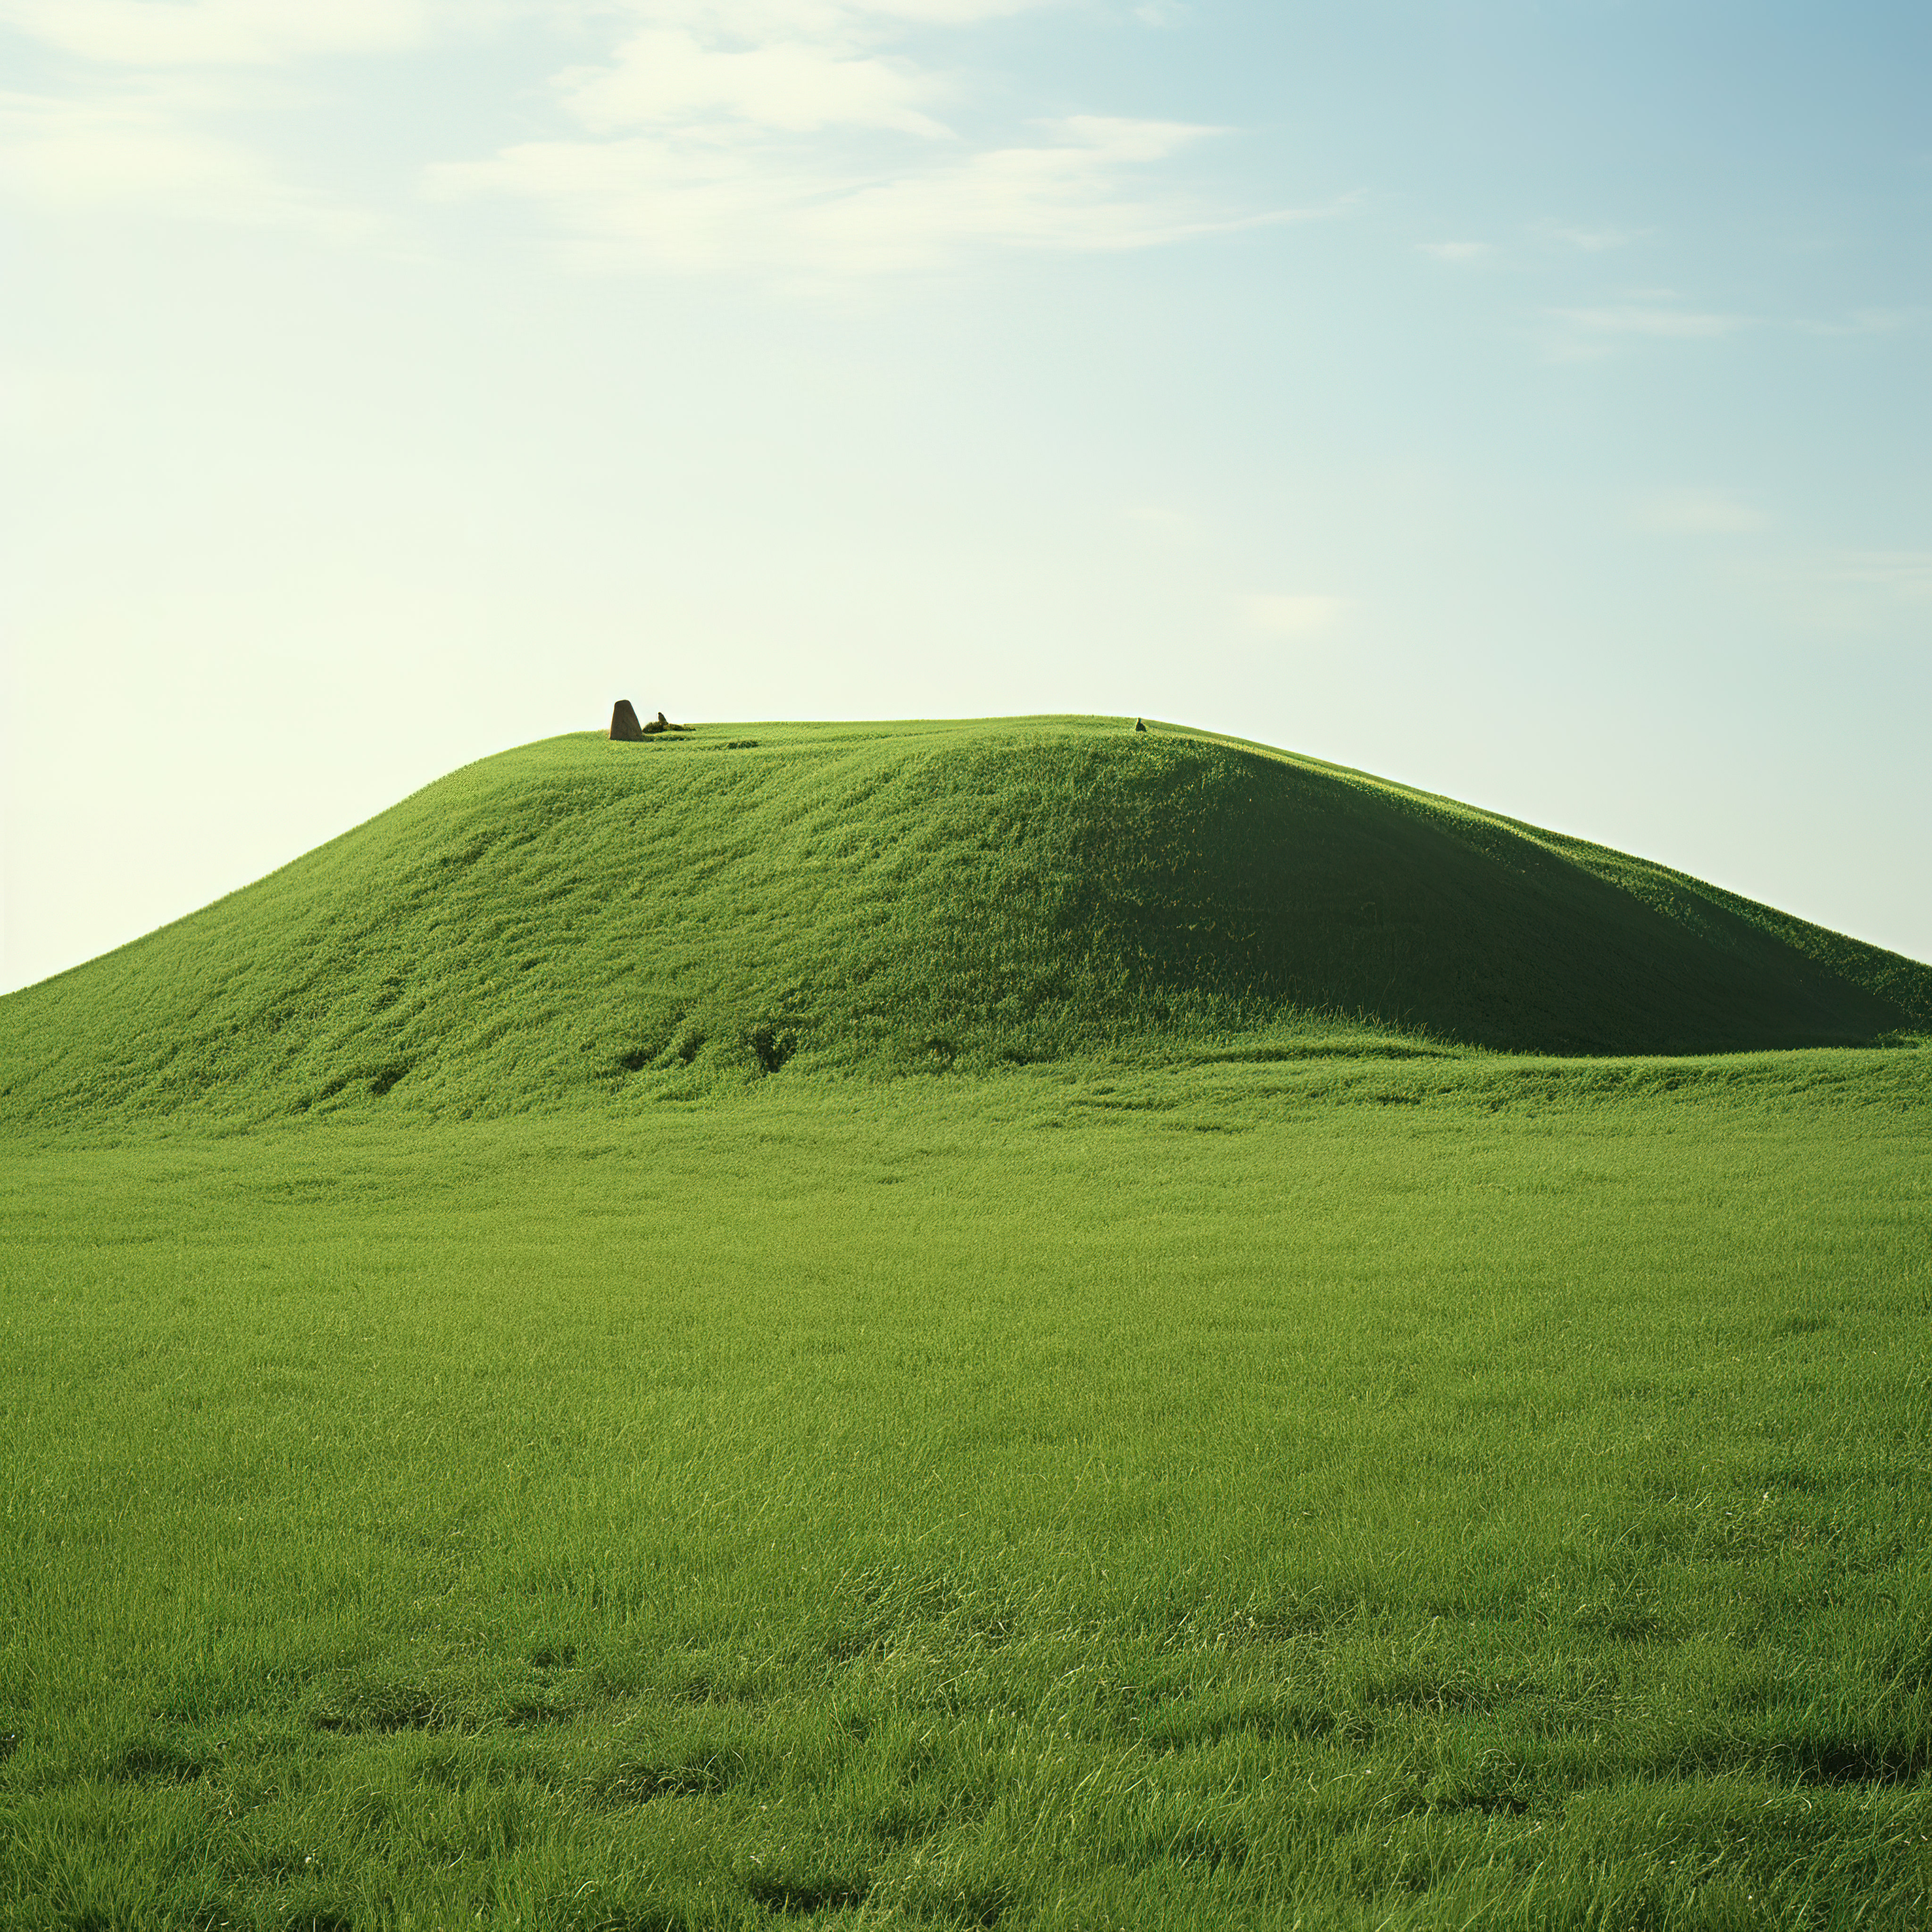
3;715;1926;1125
6;715;1931;1930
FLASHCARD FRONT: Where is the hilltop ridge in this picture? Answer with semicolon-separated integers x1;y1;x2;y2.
1;715;1925;1125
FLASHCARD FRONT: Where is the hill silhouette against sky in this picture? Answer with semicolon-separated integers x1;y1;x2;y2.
2;716;1925;1127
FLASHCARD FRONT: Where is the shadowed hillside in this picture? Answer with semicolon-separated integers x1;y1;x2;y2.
2;716;1926;1124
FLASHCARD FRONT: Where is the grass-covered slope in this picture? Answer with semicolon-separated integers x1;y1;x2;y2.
3;715;1926;1124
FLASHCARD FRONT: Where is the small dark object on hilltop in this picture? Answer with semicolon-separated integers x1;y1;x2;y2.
1135;718;1148;733
642;711;693;735
609;700;645;741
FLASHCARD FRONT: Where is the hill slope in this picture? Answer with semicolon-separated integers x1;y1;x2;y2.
2;716;1926;1124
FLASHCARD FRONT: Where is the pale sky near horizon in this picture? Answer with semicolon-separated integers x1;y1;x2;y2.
3;0;1928;995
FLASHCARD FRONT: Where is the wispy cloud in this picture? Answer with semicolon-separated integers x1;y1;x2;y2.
1637;488;1765;535
0;0;481;227
1535;291;1753;362
1794;308;1919;338
1418;240;1493;264
1741;548;1932;634
429;115;1299;275
430;2;1306;276
1549;301;1748;341
1538;221;1642;253
1238;593;1351;637
0;84;370;233
0;0;1302;276
0;0;462;66
558;25;951;138
1817;551;1932;601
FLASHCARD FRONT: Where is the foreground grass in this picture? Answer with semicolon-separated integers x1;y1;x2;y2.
3;1053;1928;1928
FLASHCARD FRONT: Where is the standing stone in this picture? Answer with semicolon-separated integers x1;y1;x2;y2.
609;700;645;741
1134;718;1148;733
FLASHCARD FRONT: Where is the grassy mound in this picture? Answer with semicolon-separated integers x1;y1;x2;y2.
2;715;1926;1125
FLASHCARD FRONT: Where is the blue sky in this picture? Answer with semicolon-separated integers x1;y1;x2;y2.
3;1;1927;991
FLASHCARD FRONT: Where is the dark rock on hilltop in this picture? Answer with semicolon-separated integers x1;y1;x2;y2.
609;700;645;741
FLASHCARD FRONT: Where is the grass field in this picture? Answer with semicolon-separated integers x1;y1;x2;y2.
3;719;1929;1927
6;1056;1930;1928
